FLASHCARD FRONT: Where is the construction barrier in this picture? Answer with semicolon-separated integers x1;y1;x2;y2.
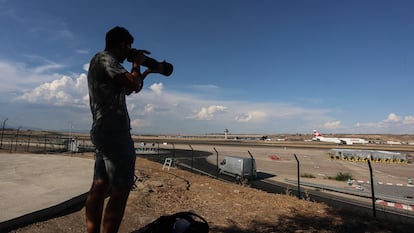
327;149;408;164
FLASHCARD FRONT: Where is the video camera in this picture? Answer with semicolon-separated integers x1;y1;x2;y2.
127;49;173;77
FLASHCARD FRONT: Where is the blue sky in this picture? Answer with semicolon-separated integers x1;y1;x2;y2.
0;0;413;134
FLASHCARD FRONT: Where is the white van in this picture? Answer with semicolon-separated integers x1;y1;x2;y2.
219;156;257;182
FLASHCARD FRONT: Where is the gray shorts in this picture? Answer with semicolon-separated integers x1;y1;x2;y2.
91;130;136;189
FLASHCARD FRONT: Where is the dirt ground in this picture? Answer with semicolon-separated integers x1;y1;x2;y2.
8;153;414;233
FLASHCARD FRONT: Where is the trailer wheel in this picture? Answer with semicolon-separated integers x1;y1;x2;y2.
236;175;249;185
235;175;242;184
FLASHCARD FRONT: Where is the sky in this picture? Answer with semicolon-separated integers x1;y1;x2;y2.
0;0;413;135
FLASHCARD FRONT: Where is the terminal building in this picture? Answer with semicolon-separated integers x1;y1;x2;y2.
328;149;407;163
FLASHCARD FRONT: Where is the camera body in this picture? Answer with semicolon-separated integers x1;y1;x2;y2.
127;49;173;77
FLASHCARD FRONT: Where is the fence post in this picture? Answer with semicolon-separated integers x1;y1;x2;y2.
172;143;175;160
367;159;376;217
9;135;13;153
214;147;219;178
157;142;160;161
189;144;194;171
0;118;7;149
26;132;32;152
248;151;255;180
44;135;47;153
294;154;301;199
14;127;21;152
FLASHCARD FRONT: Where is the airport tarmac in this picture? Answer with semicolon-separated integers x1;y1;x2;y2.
0;153;94;231
176;144;414;202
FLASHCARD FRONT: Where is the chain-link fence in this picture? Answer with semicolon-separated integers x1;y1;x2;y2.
0;130;93;153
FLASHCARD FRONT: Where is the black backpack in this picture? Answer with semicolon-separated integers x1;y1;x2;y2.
134;211;209;233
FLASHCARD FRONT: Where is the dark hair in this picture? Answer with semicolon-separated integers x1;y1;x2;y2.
105;26;134;49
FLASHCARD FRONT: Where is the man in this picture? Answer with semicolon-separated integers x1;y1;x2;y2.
86;26;156;233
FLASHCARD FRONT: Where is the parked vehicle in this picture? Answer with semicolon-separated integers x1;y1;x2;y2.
219;155;257;183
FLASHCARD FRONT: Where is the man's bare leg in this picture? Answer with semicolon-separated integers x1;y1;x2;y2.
86;179;109;233
102;187;131;233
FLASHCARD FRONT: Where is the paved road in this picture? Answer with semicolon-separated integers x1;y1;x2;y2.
0;153;94;231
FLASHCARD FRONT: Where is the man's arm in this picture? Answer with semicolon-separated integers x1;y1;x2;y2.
114;70;147;94
115;62;152;94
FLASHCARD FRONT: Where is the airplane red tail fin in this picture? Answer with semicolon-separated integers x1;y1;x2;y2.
313;130;322;136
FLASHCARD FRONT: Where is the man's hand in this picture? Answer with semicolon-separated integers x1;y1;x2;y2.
127;49;150;65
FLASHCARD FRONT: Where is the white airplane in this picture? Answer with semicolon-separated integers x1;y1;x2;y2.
312;130;343;144
312;130;369;145
340;137;369;145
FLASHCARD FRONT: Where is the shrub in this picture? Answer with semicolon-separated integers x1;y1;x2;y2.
334;172;353;181
301;173;316;178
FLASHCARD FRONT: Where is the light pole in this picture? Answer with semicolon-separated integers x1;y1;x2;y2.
0;118;8;149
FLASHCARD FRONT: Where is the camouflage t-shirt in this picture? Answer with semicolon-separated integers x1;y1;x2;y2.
87;51;130;132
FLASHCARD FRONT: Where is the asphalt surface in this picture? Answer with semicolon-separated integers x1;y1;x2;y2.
0;153;94;232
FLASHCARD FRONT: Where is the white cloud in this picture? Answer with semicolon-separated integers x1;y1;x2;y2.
127;103;136;112
14;73;88;107
188;105;227;120
149;83;163;95
0;60;65;92
130;118;151;128
384;113;401;123
403;116;414;124
323;121;343;130
82;63;89;72
353;113;414;133
32;63;65;74
235;111;267;123
22;55;66;74
127;89;336;133
144;104;155;113
5;58;412;134
189;84;220;91
0;61;22;91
